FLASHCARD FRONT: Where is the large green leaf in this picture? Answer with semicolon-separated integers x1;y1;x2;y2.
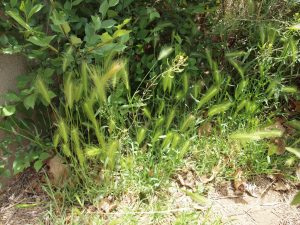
91;15;102;30
2;105;16;116
24;93;37;110
27;35;55;47
99;0;109;18
6;11;31;31
28;4;44;19
113;29;131;38
10;0;17;7
70;35;82;45
101;19;116;29
4;92;21;102
109;0;119;7
72;0;84;6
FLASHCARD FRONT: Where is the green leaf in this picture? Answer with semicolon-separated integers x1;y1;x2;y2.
291;191;300;205
51;10;67;25
39;152;49;161
72;0;84;6
6;11;31;31
62;46;74;72
2;105;16;116
183;190;207;205
109;0;119;7
4;92;21;102
24;93;37;110
28;4;43;19
10;0;17;7
113;29;131;38
100;32;113;42
27;35;55;47
0;35;8;45
99;0;109;18
91;15;101;30
61;22;71;34
116;18;131;29
101;19;116;29
33;160;43;172
70;35;82;45
147;7;160;21
286;147;300;158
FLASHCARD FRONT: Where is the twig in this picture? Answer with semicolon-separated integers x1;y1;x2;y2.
260;180;275;199
260;202;284;207
101;207;206;215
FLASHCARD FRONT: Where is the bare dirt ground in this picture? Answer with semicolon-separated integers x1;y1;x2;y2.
0;169;299;225
0;168;47;225
209;177;300;225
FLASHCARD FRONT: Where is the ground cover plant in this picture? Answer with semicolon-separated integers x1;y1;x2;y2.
1;0;300;223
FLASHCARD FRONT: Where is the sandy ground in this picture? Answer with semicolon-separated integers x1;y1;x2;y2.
0;169;299;225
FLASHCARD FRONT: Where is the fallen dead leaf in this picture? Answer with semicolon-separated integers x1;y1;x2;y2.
265;120;286;134
176;171;196;190
185;170;195;189
296;164;300;181
244;183;258;198
97;196;117;214
273;180;290;192
200;162;220;184
177;174;186;187
233;170;246;196
290;99;300;113
215;181;229;196
267;173;284;182
268;138;286;156
198;122;212;137
47;155;69;187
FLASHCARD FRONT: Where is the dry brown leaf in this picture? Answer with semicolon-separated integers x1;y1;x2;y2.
176;169;197;189
296;164;300;181
273;180;290;192
267;173;284;182
215;181;229;196
293;100;300;113
177;174;186;186
97;196;117;213
47;155;69;187
233;170;246;195
200;162;220;184
185;170;195;189
244;183;258;198
265;120;286;133
198;122;212;137
271;138;286;155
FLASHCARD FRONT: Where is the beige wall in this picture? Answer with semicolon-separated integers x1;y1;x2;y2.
0;54;27;104
0;54;27;188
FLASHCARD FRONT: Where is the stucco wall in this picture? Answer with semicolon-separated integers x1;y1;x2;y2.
0;54;27;104
0;54;27;188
